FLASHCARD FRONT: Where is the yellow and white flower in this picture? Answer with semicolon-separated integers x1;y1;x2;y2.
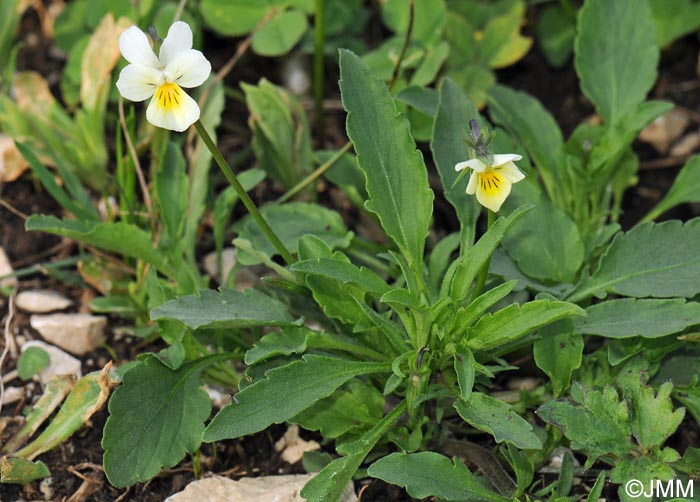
116;21;211;132
455;154;525;213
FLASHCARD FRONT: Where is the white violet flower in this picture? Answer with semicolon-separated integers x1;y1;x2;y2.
116;21;211;132
455;154;525;213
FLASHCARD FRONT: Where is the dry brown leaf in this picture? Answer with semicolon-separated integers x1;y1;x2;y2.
13;71;56;117
80;14;133;110
0;135;28;182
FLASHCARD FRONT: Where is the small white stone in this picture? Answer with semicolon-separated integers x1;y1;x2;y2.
165;474;357;502
16;290;73;313
21;340;82;383
1;386;22;405
274;425;321;464
203;248;238;283
30;314;106;355
0;247;16;289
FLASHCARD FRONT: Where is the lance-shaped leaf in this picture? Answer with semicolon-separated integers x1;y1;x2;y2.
368;452;510;502
465;299;584;352
455;393;542;450
291;257;390;296
643;155;700;222
339;49;434;271
574;298;700;338
204;355;390;441
151;288;298;330
568;219;700;301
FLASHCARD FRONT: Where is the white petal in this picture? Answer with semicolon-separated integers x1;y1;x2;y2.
159;21;193;66
165;49;211;88
146;84;200;132
455;158;487;173
466;171;478;195
496;162;526;183
492;153;522;166
116;64;162;101
476;177;512;213
119;26;160;68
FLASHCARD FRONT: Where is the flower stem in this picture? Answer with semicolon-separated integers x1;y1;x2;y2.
388;0;414;91
277;142;352;203
472;210;496;300
313;0;326;139
194;120;295;265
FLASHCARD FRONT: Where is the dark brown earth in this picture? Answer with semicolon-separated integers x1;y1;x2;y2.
1;3;699;502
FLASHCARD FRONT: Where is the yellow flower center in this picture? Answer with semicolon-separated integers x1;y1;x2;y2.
478;170;504;196
155;83;183;111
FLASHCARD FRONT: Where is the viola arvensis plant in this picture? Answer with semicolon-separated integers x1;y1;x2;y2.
455;154;525;212
116;21;211;132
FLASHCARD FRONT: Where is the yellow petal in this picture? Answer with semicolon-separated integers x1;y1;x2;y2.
475;170;512;212
146;83;200;132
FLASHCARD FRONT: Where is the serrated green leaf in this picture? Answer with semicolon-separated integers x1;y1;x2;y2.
0;457;50;485
251;9;308;56
103;357;211;487
455;393;542;450
431;78;481;237
644;155;700;222
203;355;390;441
628;382;685;451
293;382;383;439
151;288;297;330
574;0;658;124
568;219;700;301
534;318;583;397
368;452;509;502
537;383;633;461
234;202;352;265
244;327;309;365
291;258;390;295
466;299;584;351
575;298;700;339
339;49;434;272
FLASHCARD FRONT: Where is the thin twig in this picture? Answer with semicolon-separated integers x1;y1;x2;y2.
0;198;29;220
388;0;415;91
172;0;188;23
118;97;155;232
0;291;18;415
639;155;692;170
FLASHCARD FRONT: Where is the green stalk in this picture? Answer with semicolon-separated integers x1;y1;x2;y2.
471;210;496;300
313;0;326;139
194;120;295;265
277;142;352;203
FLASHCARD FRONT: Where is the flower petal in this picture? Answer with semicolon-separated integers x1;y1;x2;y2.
496;161;526;184
119;26;160;68
475;175;512;213
492;153;522;166
116;64;162;101
159;21;193;67
466;171;478;195
455;158;487;173
146;83;200;132
165;49;211;88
